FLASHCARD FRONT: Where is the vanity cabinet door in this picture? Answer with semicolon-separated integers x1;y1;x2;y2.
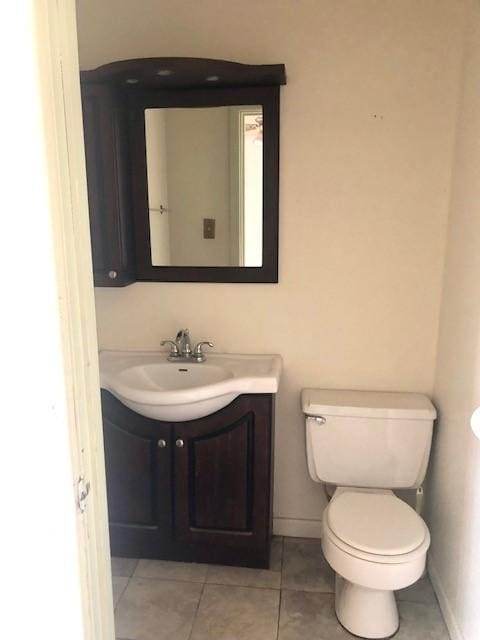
101;391;173;557
173;394;274;568
81;84;135;287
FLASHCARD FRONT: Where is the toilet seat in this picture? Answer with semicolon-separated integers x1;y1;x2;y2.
326;490;428;557
323;516;430;565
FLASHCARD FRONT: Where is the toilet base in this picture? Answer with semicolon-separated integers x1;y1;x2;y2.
335;575;399;639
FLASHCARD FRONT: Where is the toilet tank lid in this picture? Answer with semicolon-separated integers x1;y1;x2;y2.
302;389;436;420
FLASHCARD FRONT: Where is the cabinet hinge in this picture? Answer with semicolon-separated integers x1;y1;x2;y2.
76;476;91;513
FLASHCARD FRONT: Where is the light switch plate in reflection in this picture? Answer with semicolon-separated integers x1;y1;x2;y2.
203;218;215;239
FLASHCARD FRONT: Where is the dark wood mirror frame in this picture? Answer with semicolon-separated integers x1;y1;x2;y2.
130;86;280;282
80;58;286;285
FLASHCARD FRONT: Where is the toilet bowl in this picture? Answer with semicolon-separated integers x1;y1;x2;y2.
322;488;430;638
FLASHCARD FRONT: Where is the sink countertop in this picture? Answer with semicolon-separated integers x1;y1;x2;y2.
99;350;282;421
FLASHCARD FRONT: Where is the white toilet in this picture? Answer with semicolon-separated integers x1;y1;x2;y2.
302;388;436;639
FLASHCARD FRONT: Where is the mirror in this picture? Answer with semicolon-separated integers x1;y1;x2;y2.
145;105;263;267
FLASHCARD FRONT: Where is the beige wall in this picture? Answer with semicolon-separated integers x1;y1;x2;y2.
165;108;232;266
77;1;466;534
427;2;480;638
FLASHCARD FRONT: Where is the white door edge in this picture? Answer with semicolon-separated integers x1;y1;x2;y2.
37;1;114;638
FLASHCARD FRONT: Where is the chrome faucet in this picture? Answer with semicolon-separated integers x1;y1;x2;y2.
161;328;214;363
176;328;192;357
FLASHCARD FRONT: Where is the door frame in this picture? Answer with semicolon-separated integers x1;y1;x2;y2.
229;106;264;267
36;1;114;638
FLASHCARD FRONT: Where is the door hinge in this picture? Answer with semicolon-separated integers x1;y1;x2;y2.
76;476;91;513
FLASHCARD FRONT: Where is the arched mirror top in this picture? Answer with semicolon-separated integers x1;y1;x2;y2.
81;57;286;90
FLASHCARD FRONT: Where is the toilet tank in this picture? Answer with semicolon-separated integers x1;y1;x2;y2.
302;389;436;489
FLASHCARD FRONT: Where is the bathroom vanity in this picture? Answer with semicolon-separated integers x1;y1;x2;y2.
100;350;281;568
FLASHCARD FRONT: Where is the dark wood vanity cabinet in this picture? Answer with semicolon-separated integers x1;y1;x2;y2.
101;390;274;568
81;84;135;286
101;391;173;554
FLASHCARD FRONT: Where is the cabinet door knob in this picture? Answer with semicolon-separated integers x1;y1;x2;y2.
175;439;184;448
108;270;118;279
157;439;167;448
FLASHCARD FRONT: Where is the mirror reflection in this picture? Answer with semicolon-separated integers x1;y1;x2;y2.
145;106;263;267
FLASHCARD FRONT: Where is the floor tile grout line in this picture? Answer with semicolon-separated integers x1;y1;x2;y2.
397;597;452;611
279;585;441;604
204;563;212;583
125;571;282;590
187;580;207;640
275;587;283;640
129;558;140;580
280;536;286;589
205;580;281;590
112;557;139;579
126;573;207;584
281;587;335;595
113;575;131;612
205;582;281;591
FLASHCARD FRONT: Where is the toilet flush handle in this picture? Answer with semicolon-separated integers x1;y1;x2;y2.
307;415;326;425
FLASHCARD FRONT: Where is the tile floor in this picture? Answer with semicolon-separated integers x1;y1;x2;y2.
112;537;450;640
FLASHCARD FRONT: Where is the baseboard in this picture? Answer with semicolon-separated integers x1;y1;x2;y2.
273;517;322;538
428;556;464;640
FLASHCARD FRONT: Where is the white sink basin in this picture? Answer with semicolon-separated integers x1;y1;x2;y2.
99;350;282;421
117;362;233;392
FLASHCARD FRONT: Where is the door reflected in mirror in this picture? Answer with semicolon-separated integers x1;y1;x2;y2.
145;106;263;267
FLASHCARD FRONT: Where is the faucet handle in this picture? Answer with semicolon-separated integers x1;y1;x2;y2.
161;340;180;357
193;341;214;361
